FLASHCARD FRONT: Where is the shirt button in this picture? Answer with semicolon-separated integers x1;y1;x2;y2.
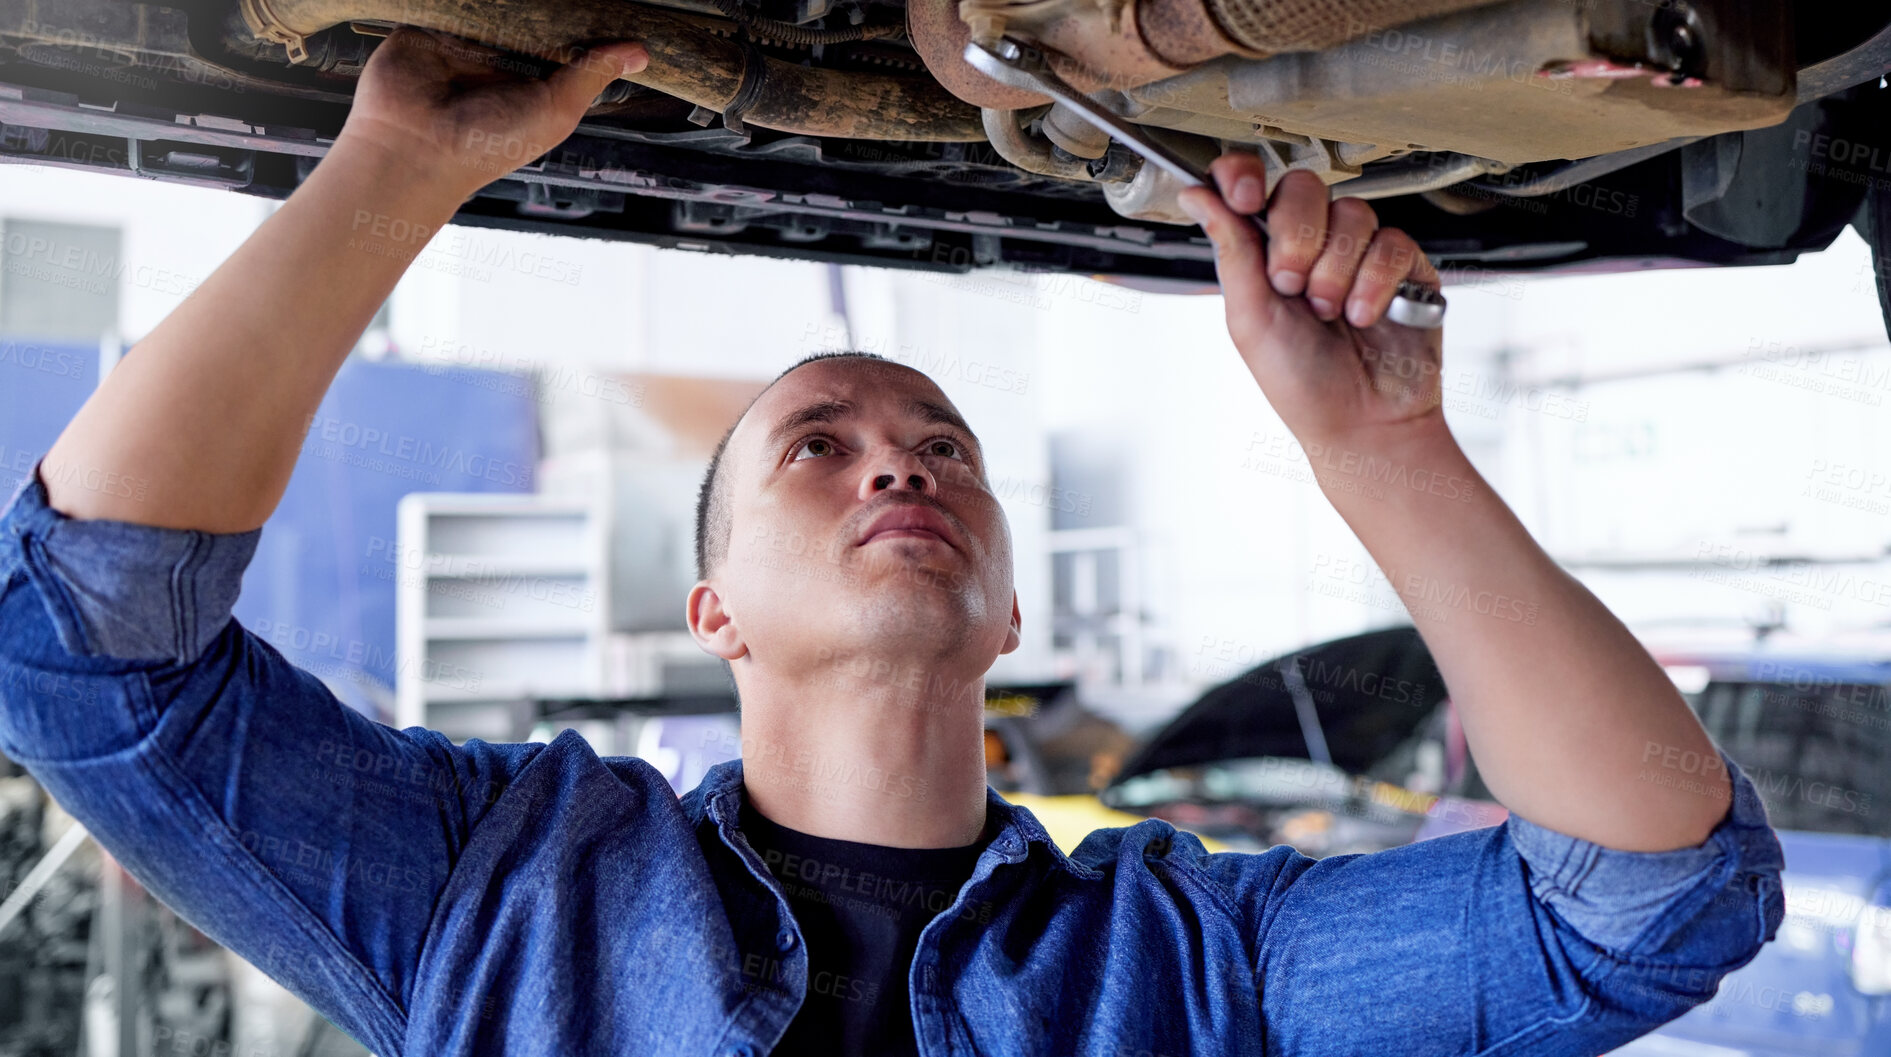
733;1046;757;1057
775;927;797;952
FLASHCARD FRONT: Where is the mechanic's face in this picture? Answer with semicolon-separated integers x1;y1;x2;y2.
701;358;1021;687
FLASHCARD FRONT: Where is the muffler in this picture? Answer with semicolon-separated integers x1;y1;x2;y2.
907;0;1507;109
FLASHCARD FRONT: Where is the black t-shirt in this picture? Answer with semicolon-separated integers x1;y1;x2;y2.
739;801;990;1057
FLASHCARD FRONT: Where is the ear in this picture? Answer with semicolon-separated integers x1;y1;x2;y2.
687;581;747;662
999;590;1022;655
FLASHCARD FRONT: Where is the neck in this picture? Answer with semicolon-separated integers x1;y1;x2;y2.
734;656;989;848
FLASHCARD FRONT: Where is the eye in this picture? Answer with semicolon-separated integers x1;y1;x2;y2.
790;435;841;461
923;437;968;461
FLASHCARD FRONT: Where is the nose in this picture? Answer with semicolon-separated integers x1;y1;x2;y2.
860;445;935;498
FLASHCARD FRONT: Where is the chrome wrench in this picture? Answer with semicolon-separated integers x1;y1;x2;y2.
963;36;1447;329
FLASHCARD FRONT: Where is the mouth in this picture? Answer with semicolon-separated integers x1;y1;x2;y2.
862;527;951;546
856;504;961;552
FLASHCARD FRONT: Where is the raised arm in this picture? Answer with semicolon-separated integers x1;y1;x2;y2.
0;28;649;1051
1177;157;1783;1055
40;27;647;532
1178;158;1729;853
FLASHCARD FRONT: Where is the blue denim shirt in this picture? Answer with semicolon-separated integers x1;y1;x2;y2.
0;469;1785;1057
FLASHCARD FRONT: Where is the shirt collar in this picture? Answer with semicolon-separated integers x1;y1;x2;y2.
690;758;1099;881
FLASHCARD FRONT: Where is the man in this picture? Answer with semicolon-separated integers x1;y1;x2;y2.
0;24;1782;1057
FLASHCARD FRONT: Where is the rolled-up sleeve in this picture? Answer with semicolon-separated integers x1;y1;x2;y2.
0;466;260;763
1507;749;1783;969
1207;747;1784;1057
0;465;544;1057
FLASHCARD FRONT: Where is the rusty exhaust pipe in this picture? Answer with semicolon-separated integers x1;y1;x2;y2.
907;0;1508;109
239;0;986;140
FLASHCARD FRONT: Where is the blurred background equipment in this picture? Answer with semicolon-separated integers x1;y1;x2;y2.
1098;626;1506;858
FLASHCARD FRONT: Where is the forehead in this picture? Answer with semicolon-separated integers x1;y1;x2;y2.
731;358;964;464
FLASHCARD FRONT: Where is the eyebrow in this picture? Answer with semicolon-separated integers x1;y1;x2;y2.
762;397;982;459
905;398;981;453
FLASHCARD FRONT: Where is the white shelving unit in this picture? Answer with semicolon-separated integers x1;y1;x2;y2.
394;493;612;736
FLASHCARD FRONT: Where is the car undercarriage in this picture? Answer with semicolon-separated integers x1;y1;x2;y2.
0;0;1888;299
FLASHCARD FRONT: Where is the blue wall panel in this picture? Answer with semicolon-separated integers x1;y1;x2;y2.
0;338;99;500
1;349;537;722
233;359;540;721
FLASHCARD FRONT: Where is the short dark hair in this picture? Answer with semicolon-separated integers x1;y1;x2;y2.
692;350;894;583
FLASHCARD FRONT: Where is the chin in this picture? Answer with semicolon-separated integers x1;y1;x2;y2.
846;565;966;604
835;576;981;641
855;550;975;596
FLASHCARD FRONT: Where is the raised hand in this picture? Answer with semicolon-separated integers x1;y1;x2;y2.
1178;154;1447;452
341;26;649;198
